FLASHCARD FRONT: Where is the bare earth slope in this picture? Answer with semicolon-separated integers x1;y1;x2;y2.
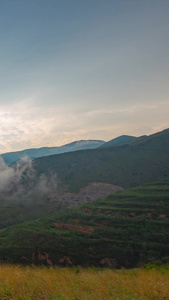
50;182;124;208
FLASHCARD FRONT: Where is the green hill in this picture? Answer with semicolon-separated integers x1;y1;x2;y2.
33;128;169;193
0;179;169;268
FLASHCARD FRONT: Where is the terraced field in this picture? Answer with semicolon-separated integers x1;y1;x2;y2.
0;179;169;268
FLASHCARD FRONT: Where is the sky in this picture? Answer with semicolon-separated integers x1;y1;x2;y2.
0;0;169;153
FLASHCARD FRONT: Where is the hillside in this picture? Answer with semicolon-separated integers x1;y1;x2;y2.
1;140;105;165
33;128;169;193
0;179;169;268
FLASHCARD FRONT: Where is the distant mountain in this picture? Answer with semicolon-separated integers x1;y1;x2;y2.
33;128;169;192
99;135;137;148
1;140;105;165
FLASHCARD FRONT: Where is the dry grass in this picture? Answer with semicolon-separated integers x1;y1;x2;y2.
0;265;169;299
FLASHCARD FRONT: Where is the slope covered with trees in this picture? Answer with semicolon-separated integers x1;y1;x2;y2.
34;128;169;192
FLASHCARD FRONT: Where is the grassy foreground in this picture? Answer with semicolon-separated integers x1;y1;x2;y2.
0;265;169;299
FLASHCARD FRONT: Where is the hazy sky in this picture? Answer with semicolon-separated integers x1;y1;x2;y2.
0;0;169;152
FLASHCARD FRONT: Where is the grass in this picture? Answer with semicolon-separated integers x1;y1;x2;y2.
0;265;169;299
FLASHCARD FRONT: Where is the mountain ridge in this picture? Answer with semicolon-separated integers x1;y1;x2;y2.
1;139;105;165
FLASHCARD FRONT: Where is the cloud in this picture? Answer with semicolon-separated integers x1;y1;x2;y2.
0;156;33;194
0;97;168;153
0;155;58;201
